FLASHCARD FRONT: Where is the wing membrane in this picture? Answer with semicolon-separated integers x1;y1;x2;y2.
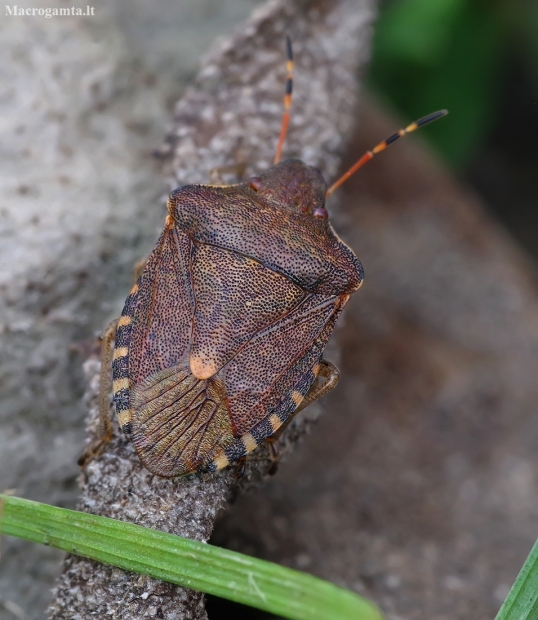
131;364;234;477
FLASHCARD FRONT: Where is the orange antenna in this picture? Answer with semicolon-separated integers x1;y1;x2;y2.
325;110;448;197
274;36;294;165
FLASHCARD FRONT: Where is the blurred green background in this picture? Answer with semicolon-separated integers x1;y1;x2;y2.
369;0;538;259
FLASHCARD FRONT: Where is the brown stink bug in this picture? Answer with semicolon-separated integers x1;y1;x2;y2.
99;38;447;477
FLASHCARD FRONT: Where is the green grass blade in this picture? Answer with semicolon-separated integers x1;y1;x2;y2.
0;494;382;620
495;538;538;620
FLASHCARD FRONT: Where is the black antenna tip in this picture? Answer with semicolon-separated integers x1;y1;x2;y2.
285;78;293;95
415;109;449;127
286;35;293;61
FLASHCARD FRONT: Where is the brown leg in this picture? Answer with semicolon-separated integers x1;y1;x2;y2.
78;318;118;468
297;359;340;412
232;457;247;480
208;162;247;185
265;441;280;476
132;257;147;282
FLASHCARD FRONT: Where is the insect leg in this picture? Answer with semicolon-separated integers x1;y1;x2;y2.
298;359;340;410
208;162;247;185
264;441;280;476
132;257;147;282
78;318;118;468
232;457;247;480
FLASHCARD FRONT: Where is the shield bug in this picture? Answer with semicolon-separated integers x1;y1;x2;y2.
100;38;447;477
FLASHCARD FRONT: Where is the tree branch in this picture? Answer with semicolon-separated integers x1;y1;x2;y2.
48;1;376;618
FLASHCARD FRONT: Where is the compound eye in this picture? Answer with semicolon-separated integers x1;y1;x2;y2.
248;176;263;191
313;206;328;219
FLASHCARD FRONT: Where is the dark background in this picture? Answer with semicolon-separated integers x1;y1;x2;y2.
370;0;538;261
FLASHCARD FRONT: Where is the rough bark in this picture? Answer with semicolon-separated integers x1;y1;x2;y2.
48;1;375;618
